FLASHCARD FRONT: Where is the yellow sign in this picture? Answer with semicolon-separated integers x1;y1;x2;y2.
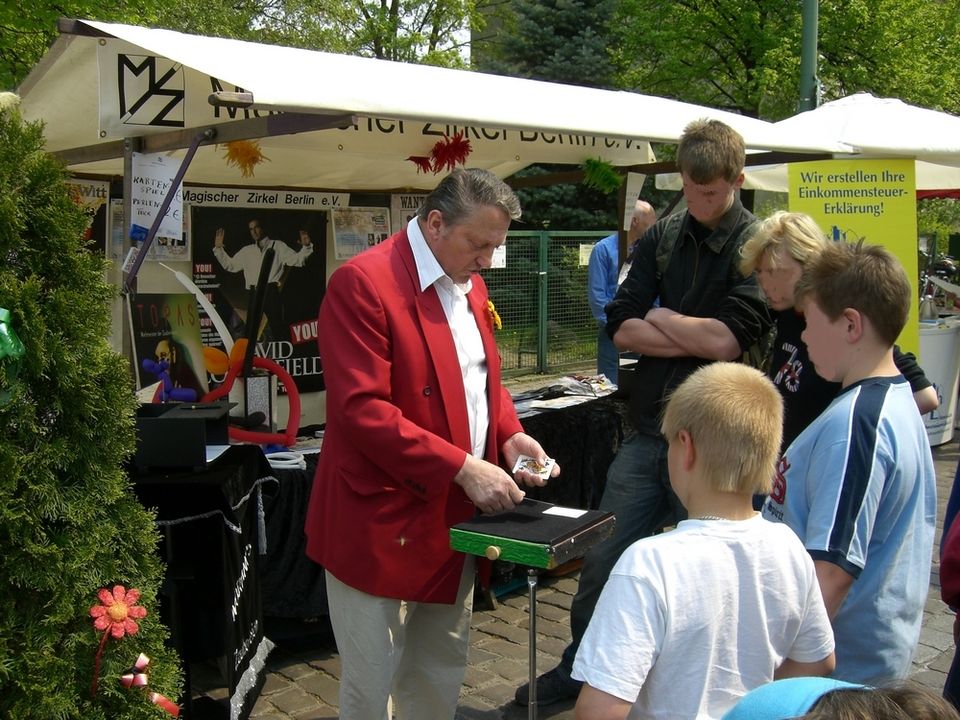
788;158;918;354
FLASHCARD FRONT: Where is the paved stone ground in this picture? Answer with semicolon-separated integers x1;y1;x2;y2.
191;441;960;720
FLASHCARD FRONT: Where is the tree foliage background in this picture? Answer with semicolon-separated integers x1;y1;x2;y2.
0;0;483;92
475;0;632;229
611;0;960;119
0;97;179;719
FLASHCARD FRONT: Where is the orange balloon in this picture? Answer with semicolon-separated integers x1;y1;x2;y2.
202;346;230;375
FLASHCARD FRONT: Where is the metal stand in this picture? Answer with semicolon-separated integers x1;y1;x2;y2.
122;129;214;295
450;502;615;720
164;524;193;718
527;568;538;720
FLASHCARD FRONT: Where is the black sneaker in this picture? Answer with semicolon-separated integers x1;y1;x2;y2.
514;667;583;706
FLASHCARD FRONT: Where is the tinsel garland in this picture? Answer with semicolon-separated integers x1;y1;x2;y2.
582;157;623;194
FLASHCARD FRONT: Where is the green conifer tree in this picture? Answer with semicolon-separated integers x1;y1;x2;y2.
0;95;181;719
476;0;627;230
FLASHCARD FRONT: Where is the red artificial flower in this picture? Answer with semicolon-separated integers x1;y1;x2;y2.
430;132;472;174
90;585;147;639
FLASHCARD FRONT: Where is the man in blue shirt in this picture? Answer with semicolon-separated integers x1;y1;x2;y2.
586;199;656;382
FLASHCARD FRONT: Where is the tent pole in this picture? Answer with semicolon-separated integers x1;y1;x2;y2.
617;177;629;272
122;128;215;295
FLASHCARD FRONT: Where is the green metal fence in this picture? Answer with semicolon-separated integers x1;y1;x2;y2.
482;230;612;378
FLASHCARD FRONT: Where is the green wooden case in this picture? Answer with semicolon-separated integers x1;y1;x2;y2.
450;498;615;569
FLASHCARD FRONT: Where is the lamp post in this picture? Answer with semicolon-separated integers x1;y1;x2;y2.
798;0;821;112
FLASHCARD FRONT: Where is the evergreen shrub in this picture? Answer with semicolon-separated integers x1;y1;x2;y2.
0;97;181;719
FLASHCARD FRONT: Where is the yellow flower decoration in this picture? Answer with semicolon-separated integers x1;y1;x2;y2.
487;300;502;330
222;140;270;178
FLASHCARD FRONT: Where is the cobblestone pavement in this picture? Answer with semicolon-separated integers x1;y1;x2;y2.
193;441;960;720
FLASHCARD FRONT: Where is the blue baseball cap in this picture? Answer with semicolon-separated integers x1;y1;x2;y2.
722;677;867;719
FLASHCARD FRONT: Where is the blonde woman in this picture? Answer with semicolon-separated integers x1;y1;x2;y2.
740;211;937;449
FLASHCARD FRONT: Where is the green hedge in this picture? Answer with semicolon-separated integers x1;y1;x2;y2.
0;98;181;719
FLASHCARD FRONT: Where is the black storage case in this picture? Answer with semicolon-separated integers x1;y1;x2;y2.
133;401;231;471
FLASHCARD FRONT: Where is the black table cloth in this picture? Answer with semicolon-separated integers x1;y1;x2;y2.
257;395;628;616
131;444;277;720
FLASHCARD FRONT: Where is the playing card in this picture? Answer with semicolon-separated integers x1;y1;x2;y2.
512;454;556;479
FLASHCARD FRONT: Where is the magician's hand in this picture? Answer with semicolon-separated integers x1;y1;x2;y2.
502;432;561;488
454;454;525;514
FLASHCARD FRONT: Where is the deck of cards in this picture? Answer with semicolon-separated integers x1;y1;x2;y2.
512;454;556;480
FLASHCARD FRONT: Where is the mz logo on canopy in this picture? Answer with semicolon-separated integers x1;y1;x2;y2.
117;54;185;128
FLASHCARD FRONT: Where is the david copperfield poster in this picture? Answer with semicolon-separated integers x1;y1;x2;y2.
187;187;340;394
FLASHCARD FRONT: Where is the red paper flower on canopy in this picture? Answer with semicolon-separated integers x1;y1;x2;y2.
430;132;472;174
90;585;147;639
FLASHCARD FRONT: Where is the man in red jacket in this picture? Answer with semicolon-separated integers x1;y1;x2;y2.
305;168;560;720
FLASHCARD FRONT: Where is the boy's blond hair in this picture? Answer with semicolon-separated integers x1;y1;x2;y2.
803;682;960;720
661;362;783;495
794;240;911;347
676;119;745;184
739;211;828;276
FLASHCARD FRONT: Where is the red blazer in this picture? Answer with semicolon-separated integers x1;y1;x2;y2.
304;228;523;603
942;515;960;609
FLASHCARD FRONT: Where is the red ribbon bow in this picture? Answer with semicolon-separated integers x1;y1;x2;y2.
120;653;180;717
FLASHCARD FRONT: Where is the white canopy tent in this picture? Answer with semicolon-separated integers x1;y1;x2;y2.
657;94;960;192
17;19;852;191
13;19;857;428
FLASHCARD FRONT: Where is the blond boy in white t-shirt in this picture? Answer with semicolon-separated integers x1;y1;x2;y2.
573;363;835;720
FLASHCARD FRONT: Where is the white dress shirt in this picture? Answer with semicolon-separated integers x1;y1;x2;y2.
407;217;489;458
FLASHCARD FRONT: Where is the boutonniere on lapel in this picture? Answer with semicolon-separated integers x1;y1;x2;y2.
486;300;502;330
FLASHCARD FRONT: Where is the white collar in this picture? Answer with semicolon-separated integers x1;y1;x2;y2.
407;216;472;295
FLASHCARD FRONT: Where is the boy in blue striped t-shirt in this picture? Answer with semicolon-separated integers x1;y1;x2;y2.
763;240;936;685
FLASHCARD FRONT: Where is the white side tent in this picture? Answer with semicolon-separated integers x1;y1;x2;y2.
658;94;960;192
776;93;960;164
